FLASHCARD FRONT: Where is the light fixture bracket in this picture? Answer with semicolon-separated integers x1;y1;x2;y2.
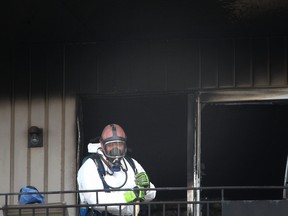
28;126;43;148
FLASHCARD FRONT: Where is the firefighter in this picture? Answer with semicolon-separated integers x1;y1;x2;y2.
77;124;156;216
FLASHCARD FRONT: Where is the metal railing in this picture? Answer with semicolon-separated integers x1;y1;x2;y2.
0;186;287;216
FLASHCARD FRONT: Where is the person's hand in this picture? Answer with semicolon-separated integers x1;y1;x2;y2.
124;187;145;203
135;172;150;188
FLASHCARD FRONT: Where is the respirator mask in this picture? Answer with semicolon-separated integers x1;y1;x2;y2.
103;140;127;171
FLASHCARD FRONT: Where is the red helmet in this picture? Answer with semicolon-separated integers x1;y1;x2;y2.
100;124;127;159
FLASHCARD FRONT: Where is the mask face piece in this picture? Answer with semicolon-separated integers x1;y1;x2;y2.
104;140;127;159
103;141;126;172
109;147;124;157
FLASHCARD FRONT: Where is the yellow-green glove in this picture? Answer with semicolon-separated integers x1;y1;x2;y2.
124;187;145;203
135;172;150;188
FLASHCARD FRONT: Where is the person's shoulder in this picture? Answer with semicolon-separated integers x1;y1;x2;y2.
82;153;101;164
79;157;98;171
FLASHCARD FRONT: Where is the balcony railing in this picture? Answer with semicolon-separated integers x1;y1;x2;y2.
0;186;287;216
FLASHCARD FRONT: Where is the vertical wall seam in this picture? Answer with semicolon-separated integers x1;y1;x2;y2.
233;38;236;87
96;45;100;94
27;46;32;185
61;45;66;201
198;41;202;89
284;36;288;85
267;37;271;86
250;37;254;87
164;40;168;91
10;74;15;203
44;52;49;196
216;40;219;88
128;40;132;91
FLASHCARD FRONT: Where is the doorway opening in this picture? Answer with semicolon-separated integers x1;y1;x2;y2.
78;94;188;201
201;101;288;200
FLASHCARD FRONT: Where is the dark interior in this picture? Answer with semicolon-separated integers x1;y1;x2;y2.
80;94;188;201
80;96;288;201
201;101;288;200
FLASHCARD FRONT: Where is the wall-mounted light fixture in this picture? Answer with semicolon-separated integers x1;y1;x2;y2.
28;126;43;148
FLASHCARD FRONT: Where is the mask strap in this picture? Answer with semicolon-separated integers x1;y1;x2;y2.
101;124;127;145
110;124;118;139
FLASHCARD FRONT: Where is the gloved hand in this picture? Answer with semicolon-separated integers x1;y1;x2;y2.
135;172;150;188
124;186;145;203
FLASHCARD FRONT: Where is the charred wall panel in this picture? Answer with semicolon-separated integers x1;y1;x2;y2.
30;45;47;97
166;40;200;90
62;36;288;93
45;45;66;196
13;46;30;196
130;40;167;92
3;36;288;96
235;38;253;87
98;41;132;93
29;45;47;191
13;46;30;98
251;38;270;86
200;39;219;88
65;44;99;94
270;37;287;86
46;45;64;95
218;38;235;88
